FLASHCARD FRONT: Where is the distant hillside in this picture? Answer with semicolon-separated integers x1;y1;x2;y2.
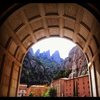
20;46;88;85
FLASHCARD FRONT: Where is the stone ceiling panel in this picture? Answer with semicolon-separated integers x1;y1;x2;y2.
81;9;94;30
0;24;11;47
63;28;73;40
30;19;44;32
64;3;79;19
76;34;85;49
49;27;60;36
23;35;34;49
64;17;75;31
22;3;40;21
44;3;58;15
34;29;47;40
79;24;90;41
7;11;25;32
46;17;59;27
8;39;18;56
16;25;30;42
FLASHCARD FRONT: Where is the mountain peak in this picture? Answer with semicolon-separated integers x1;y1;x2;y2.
35;49;40;57
45;50;50;59
29;48;34;56
51;50;61;64
52;50;60;57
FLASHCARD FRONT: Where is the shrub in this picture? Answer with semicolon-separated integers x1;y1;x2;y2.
29;93;33;97
49;88;57;97
42;87;57;97
42;90;50;97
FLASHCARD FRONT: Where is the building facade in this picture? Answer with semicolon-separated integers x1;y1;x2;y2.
26;85;49;97
17;84;27;97
18;84;49;97
51;75;90;97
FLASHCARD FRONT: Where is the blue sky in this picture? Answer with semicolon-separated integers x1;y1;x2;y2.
31;37;76;59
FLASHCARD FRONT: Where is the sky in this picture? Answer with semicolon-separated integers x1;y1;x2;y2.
31;37;76;59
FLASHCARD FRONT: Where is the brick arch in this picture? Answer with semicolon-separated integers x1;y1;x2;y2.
0;3;100;97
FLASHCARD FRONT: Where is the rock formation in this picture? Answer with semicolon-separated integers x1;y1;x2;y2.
63;46;88;78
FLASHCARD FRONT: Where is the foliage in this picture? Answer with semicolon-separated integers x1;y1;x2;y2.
53;69;72;80
29;93;33;97
42;90;50;97
43;88;57;97
48;88;57;97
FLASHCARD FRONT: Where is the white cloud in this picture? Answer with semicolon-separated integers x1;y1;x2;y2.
31;37;76;59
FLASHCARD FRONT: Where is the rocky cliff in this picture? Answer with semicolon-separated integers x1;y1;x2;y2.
63;46;88;78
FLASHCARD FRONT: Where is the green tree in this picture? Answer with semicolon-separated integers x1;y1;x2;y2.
43;88;57;97
42;90;50;97
29;93;33;97
48;88;57;97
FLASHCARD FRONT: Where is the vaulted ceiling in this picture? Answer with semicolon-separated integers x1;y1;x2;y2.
0;3;100;96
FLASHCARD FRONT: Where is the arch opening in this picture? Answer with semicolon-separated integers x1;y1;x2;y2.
18;37;90;97
0;3;100;97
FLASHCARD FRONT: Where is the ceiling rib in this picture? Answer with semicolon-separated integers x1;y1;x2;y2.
83;18;95;53
0;44;21;66
58;3;64;37
20;10;37;43
38;3;49;38
88;47;100;68
73;8;84;43
6;22;27;53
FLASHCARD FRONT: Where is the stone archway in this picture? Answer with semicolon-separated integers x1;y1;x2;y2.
0;3;100;97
